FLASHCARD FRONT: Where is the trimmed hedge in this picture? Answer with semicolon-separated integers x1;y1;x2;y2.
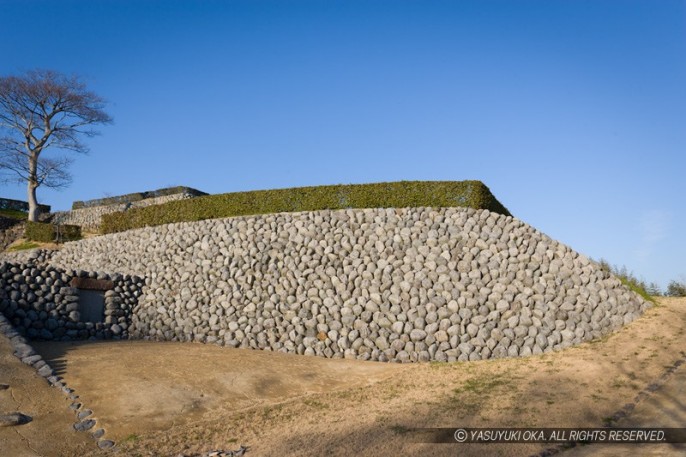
26;221;82;243
101;181;510;235
72;186;208;209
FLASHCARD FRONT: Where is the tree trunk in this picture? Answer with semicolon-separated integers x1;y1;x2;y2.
27;154;40;222
27;182;40;222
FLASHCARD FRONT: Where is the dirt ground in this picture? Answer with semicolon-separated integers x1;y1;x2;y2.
3;297;685;457
0;334;92;456
32;339;402;442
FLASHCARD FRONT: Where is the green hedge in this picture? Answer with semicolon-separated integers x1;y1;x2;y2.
100;180;511;234
26;221;82;243
72;186;208;209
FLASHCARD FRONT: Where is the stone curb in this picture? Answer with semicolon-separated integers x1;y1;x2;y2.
0;312;115;450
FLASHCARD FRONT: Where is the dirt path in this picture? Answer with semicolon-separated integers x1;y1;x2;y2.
13;297;686;456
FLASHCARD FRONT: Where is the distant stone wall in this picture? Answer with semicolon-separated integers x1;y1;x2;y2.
52;192;198;232
0;218;25;251
0;261;144;341
0;197;50;213
72;186;207;209
21;206;651;363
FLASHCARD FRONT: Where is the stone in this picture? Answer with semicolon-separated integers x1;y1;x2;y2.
409;329;427;342
13;343;35;358
0;412;32;426
97;439;115;449
74;419;96;432
21;354;42;365
37;365;53;378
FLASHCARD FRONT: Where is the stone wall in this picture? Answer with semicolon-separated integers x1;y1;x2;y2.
52;192;199;232
25;206;651;363
72;186;207;209
0;197;50;213
0;218;25;251
0;261;144;341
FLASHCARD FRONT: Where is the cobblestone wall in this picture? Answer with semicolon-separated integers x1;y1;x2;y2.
16;206;650;362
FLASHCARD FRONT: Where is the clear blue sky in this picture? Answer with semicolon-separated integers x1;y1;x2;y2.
1;0;684;290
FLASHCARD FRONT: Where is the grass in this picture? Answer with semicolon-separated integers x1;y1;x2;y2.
390;424;410;435
303;398;329;409
0;208;28;220
8;241;40;251
123;433;140;443
449;371;519;414
454;375;510;395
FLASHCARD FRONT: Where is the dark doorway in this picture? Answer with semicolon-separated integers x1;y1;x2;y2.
78;289;105;322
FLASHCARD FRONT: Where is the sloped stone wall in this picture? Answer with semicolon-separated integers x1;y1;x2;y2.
31;206;650;362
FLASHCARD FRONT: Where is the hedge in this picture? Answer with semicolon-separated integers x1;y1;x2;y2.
100;181;511;234
72;186;208;209
26;221;82;243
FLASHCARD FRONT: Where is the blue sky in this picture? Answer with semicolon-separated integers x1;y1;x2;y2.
1;0;684;290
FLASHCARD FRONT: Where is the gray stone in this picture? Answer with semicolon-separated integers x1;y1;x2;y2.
97;440;115;449
74;419;96;432
410;329;427;342
0;412;32;426
37;365;53;378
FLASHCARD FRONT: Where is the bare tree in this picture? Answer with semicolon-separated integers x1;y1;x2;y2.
0;69;112;221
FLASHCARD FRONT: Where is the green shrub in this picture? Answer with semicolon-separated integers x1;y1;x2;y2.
666;280;686;297
26;221;82;243
25;221;53;242
597;259;655;304
0;208;28;220
100;180;511;234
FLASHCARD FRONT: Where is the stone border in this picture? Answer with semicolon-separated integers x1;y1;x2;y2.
0;312;115;449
